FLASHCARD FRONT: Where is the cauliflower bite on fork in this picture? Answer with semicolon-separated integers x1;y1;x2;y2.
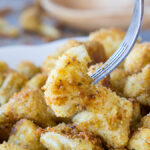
73;85;133;148
124;43;150;74
40;123;104;150
42;40;106;74
124;64;150;106
88;63;112;89
0;89;55;141
8;119;45;150
44;45;95;117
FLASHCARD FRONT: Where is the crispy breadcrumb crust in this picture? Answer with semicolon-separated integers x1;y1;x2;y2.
17;61;41;79
44;46;95;117
42;40;106;73
40;123;104;150
124;43;150;74
88;63;112;89
124;64;150;106
0;71;27;105
139;113;150;129
24;73;47;90
0;142;29;150
88;28;125;58
73;85;133;148
0;61;9;73
110;68;128;94
128;128;150;150
0;89;55;141
8;119;46;150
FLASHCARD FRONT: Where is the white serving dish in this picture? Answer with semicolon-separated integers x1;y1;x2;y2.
0;37;86;69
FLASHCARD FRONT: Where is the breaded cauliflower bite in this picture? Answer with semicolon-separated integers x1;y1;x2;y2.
0;142;29;150
73;85;133;148
124;64;150;106
110;68;128;94
0;71;27;105
40;123;104;150
0;89;55;141
17;61;41;79
56;40;106;64
88;28;125;58
44;46;95;117
8;119;46;150
128;128;150;150
0;61;9;87
139;113;150;128
0;61;9;73
128;114;150;150
24;73;47;89
124;43;150;74
130;99;141;129
42;40;106;74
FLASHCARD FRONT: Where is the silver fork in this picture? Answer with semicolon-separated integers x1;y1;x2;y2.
91;0;144;84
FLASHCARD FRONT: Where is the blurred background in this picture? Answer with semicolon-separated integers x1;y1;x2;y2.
0;0;150;46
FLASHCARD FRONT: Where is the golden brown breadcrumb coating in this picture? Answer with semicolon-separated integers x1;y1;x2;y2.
124;64;150;106
0;71;27;105
0;142;29;150
73;85;133;148
88;28;125;58
8;119;46;150
129;99;141;130
0;61;9;73
0;61;9;87
24;73;47;90
0;89;55;141
42;40;106;74
139;113;150;129
88;63;112;89
128;128;150;150
17;61;41;79
44;45;95;117
124;43;150;74
110;68;128;94
40;123;104;150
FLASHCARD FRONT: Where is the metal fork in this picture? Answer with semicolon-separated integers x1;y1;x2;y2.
91;0;144;84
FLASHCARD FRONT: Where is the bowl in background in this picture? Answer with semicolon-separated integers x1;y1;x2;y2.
41;0;150;31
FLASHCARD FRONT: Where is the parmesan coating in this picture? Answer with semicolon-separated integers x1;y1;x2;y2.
124;64;150;106
8;119;46;150
73;86;133;148
44;46;95;117
89;28;125;58
0;89;55;141
124;43;150;74
40;123;104;150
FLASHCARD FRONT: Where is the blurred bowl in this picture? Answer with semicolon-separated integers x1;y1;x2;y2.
41;0;150;31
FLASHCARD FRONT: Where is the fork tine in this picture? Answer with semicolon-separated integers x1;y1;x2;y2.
91;0;144;85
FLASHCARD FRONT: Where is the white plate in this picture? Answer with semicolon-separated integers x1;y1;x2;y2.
0;37;87;69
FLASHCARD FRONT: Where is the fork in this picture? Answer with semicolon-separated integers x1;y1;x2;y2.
90;0;144;84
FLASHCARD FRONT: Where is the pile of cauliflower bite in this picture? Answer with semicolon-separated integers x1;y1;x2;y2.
0;28;150;150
